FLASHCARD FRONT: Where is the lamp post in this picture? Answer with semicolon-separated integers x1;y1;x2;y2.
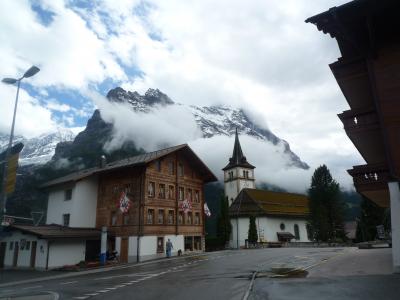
1;66;40;220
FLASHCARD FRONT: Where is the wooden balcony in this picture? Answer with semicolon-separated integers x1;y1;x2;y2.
338;108;387;164
330;58;374;110
348;163;390;208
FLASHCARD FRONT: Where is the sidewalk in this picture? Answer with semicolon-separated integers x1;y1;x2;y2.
0;251;208;288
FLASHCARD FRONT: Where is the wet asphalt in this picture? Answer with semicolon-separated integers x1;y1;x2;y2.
0;247;397;300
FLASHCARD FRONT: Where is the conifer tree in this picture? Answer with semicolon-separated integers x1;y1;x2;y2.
248;215;258;244
356;196;385;242
308;165;345;242
217;195;232;246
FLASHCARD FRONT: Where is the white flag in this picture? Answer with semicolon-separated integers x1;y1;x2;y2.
204;202;211;217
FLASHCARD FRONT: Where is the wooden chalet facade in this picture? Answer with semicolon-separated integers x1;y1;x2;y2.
306;0;400;272
95;144;217;262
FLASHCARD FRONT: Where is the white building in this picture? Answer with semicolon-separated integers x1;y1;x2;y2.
229;189;310;248
223;130;310;247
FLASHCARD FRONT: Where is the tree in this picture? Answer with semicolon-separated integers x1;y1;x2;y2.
248;215;258;244
217;194;231;246
356;196;385;242
307;165;346;242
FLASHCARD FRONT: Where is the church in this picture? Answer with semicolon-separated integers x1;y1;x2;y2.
224;130;310;247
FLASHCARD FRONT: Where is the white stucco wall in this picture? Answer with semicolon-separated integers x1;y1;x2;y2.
47;240;86;269
230;216;310;247
46;177;98;228
120;235;185;262
1;231;47;269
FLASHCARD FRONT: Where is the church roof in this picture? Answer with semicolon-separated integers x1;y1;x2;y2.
229;188;309;218
222;129;255;171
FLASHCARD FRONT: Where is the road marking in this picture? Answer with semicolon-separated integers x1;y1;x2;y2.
73;297;89;300
105;287;117;290
85;293;99;296
60;281;77;285
95;273;155;280
22;285;42;290
97;289;110;293
129;280;139;283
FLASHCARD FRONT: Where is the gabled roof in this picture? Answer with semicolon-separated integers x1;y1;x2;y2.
42;144;217;188
223;129;255;171
7;224;101;240
229;188;309;218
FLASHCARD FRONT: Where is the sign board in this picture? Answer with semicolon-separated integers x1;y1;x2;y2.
0;142;24;195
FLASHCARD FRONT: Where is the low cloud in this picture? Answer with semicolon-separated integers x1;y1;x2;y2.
90;91;203;152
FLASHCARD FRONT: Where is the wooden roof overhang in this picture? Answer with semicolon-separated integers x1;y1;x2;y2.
347;163;390;208
307;0;400;208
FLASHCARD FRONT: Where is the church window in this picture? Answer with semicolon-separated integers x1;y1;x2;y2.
187;188;192;201
65;189;72;201
194;190;200;203
294;224;300;240
280;223;285;231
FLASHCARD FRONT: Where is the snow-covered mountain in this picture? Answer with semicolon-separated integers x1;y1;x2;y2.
0;87;309;170
0;129;76;165
107;87;309;169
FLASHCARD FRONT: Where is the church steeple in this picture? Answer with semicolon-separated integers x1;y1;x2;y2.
223;128;256;206
223;128;255;171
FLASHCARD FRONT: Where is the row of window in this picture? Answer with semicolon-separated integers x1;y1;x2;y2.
227;170;252;180
147;209;201;226
156;236;202;253
148;182;200;202
155;159;198;179
8;240;32;251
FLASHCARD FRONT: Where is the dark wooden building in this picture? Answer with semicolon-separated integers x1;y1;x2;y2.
306;0;400;272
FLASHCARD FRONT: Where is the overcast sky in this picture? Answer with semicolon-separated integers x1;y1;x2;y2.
0;0;364;190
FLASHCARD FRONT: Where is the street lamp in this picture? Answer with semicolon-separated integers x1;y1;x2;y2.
1;66;40;219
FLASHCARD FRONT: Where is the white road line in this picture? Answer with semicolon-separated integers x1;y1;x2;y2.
60;281;77;285
105;287;117;290
73;297;89;300
97;289;110;293
129;280;139;283
85;293;99;296
22;285;42;290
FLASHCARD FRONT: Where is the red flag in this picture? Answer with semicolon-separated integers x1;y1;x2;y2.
118;191;131;213
180;198;192;214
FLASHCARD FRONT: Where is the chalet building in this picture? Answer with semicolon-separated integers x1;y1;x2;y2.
224;130;310;247
306;0;400;272
0;144;217;269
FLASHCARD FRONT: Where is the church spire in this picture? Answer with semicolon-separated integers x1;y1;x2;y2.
222;128;255;171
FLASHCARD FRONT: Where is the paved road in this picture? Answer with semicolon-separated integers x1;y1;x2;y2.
0;247;397;300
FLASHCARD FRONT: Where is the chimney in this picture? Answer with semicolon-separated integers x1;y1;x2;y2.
100;155;107;168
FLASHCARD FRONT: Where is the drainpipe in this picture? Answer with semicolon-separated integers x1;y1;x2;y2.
45;240;51;270
137;168;144;263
